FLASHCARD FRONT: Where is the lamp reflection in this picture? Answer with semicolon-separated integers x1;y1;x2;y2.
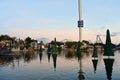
78;58;85;80
77;42;85;80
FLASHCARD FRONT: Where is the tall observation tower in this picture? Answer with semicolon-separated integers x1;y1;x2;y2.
78;0;83;42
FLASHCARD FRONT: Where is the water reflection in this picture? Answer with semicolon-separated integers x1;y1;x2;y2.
0;54;22;69
92;59;98;74
0;51;38;67
0;47;119;80
65;48;76;59
77;43;85;80
78;52;85;80
24;51;37;63
104;59;114;80
0;56;14;66
47;52;51;63
97;51;103;63
39;52;43;63
92;45;98;74
52;53;57;71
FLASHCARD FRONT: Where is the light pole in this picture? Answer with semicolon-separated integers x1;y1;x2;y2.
78;0;83;42
77;1;85;79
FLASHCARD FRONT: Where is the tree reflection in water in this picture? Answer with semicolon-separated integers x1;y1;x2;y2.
0;54;21;69
65;47;77;59
52;53;57;71
104;59;114;80
47;52;51;63
24;51;37;63
92;59;98;74
39;52;43;63
0;56;14;66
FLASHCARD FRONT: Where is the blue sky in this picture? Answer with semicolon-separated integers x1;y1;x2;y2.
0;0;120;43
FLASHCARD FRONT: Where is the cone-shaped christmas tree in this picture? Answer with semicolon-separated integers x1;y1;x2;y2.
92;45;98;58
51;38;58;53
47;44;51;53
103;29;114;56
39;45;43;53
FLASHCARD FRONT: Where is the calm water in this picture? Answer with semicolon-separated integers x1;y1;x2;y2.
0;49;120;80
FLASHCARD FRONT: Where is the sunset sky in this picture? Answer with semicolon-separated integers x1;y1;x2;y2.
0;0;120;44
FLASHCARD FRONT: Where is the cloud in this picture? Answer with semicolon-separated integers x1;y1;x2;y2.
110;32;120;37
100;32;120;37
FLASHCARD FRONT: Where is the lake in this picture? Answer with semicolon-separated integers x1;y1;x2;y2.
0;49;120;80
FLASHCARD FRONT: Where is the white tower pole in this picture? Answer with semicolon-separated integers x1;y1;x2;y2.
79;26;82;42
78;0;82;20
78;0;83;42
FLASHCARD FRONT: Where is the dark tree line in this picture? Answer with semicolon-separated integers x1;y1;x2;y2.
0;35;14;41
